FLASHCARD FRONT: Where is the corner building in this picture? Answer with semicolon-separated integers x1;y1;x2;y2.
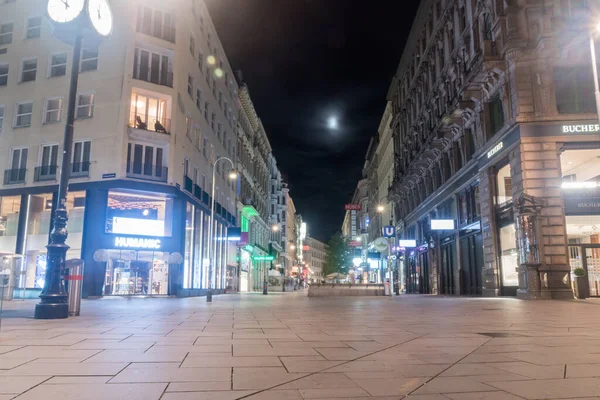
0;0;240;298
389;0;600;299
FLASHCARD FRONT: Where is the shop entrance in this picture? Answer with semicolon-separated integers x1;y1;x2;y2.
569;245;600;297
440;241;456;295
460;232;484;296
103;250;169;296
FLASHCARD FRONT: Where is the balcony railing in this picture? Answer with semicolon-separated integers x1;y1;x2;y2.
126;162;167;182
184;176;193;192
129;112;170;135
34;165;58;182
4;168;26;185
133;68;173;88
71;162;90;178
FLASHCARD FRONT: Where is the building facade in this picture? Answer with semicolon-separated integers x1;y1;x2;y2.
305;236;327;282
387;0;600;299
0;0;242;298
236;83;271;293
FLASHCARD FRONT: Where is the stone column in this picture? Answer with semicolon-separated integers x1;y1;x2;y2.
512;140;572;299
480;168;501;296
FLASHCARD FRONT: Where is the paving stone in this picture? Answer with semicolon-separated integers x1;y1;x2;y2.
0;376;50;394
111;366;231;383
182;356;282;368
2;362;128;376
161;390;258;400
16;383;168;400
488;378;600;399
243;389;304;400
351;377;425;396
298;387;371;398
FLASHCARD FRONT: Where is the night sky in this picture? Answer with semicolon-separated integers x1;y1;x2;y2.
208;0;419;242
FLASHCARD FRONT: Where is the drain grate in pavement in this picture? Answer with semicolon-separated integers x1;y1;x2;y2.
478;332;525;338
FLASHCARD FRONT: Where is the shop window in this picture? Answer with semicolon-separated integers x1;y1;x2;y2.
488;95;504;135
105;189;173;237
459;193;468;226
183;202;194;289
499;224;519;287
104;250;170;296
560;148;600;184
496;163;512;205
0;196;21;254
472;185;481;220
554;66;595;114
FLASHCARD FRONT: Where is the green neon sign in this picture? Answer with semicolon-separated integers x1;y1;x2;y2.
253;255;275;261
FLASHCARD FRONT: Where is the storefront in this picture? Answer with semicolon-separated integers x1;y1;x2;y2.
0;179;237;299
562;145;600;296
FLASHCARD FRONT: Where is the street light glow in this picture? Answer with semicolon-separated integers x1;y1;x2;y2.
376;205;385;213
207;55;216;65
214;68;224;78
228;170;238;180
272;225;279;232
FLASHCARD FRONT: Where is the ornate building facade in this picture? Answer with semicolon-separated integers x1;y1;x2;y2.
388;0;600;299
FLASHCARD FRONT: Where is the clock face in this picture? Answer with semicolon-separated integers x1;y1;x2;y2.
47;0;85;23
88;0;113;36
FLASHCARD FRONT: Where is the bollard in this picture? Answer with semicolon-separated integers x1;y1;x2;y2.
65;259;84;317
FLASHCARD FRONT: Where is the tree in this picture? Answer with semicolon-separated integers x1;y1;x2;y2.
323;232;352;279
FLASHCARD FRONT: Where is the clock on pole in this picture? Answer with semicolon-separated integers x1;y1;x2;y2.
35;0;113;320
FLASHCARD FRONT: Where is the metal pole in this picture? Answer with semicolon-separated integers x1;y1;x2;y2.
590;35;600;131
35;34;82;319
387;237;393;297
207;161;217;302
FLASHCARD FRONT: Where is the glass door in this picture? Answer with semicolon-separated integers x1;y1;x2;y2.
584;247;600;297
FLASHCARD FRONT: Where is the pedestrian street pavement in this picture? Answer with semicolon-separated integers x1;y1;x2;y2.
1;292;600;399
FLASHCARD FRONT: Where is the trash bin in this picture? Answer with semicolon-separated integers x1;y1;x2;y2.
65;259;84;317
0;267;13;302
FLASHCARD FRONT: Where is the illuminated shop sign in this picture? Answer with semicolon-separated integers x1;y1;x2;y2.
398;240;417;247
253;255;275;261
114;237;161;249
487;142;504;159
430;219;455;230
562;124;600;134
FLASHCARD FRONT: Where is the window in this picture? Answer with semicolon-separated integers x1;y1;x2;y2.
14;102;32;127
488;95;504;135
196;88;201;109
187;74;194;97
202;137;208;158
202;175;206;190
193;166;198;186
0;22;13;45
129;92;168;132
204;101;209;121
8;148;27;183
76;92;95;119
0;105;4;132
20;58;37;82
132;47;172;87
26;16;41;39
217;123;221;141
38;144;59;179
106;189;174;237
126;142;166;180
80;48;98;72
189;33;195;55
495;163;512;205
205;67;210;83
0;63;7;86
185;114;192;139
136;6;176;43
218;91;223;108
211;112;215;130
72;140;91;176
198;52;204;71
49;53;67;77
43;97;63;124
212;79;216;96
554;66;596;114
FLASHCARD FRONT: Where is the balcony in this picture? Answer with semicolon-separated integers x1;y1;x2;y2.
70;162;90;178
34;165;57;182
4;168;26;185
126;162;168;182
129;111;170;135
133;68;173;88
184;176;193;192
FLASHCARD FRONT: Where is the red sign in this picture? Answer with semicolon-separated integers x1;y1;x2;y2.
345;204;362;211
349;241;362;247
302;245;310;251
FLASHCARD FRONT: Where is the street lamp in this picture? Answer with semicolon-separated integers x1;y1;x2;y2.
207;157;237;303
376;205;385;213
35;0;113;319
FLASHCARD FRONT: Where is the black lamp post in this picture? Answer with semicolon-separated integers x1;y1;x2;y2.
35;0;113;319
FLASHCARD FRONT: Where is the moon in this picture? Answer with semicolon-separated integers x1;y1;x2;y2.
327;116;339;130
